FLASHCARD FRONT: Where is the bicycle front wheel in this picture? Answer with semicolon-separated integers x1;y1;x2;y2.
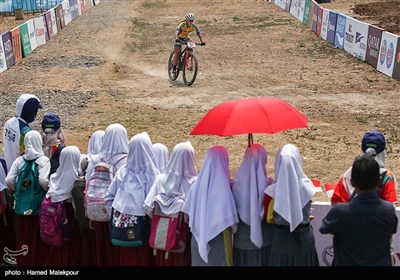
168;51;179;81
183;53;198;86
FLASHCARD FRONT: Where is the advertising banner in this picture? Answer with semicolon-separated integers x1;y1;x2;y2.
302;0;311;26
289;0;305;22
0;35;8;73
352;19;369;61
326;11;337;45
377;31;398;77
44;10;54;39
320;8;330;41
334;13;346;49
392;37;400;81
33;15;47;47
19;22;32;57
2;32;15;68
26;19;37;51
311;202;400;266
10;27;22;63
365;25;384;68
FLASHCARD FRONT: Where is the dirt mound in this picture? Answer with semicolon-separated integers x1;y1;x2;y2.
352;1;400;35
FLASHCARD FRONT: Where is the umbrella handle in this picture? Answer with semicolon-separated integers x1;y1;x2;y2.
248;134;253;147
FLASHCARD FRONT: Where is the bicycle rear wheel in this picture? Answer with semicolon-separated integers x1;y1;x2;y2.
168;51;179;81
183;53;198;86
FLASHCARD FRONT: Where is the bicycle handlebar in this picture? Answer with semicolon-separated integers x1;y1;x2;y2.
182;42;206;46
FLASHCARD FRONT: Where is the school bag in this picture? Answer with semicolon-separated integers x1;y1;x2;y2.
39;197;73;247
14;158;45;216
109;208;151;247
72;176;91;231
149;202;189;255
84;155;126;222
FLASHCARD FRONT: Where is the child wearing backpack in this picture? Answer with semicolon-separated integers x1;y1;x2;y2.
5;130;50;266
40;146;81;266
86;123;129;266
105;132;159;266
144;141;198;266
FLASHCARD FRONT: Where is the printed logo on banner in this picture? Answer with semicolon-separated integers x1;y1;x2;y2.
380;39;387;65
322;245;334;266
4;39;12;52
355;32;364;45
387;42;394;69
334;14;346;49
345;23;354;43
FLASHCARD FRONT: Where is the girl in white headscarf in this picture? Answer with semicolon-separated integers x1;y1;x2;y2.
105;131;159;266
152;143;169;173
86;123;129;267
232;144;274;266
5;130;50;266
264;144;319;266
6;130;50;193
46;146;81;202
182;145;238;266
144;141;198;266
41;146;81;266
84;130;105;183
85;124;128;182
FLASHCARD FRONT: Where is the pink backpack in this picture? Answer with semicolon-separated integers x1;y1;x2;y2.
149;203;189;255
39;197;72;247
84;161;113;222
84;155;127;222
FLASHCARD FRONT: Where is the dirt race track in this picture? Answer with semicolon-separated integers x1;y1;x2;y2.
1;0;400;202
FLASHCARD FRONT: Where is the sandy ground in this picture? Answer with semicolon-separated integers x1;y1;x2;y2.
1;0;400;202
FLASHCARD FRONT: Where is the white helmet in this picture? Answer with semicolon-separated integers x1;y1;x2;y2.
185;13;195;21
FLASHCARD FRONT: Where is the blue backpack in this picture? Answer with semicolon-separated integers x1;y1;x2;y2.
14;159;45;216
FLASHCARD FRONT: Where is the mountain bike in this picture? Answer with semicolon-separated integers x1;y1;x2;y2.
168;41;205;86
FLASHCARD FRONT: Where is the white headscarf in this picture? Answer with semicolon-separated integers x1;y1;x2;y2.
23;130;44;161
99;123;129;164
265;144;315;232
152;143;169;173
110;132;160;215
182;146;238;263
88;130;105;156
145;141;197;215
46;146;81;203
232;144;269;248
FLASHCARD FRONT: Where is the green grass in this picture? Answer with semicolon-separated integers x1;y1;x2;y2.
356;116;368;124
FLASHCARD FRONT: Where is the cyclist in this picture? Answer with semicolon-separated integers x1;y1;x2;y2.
172;13;205;74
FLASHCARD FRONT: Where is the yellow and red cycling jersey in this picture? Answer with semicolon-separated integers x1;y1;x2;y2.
176;21;201;40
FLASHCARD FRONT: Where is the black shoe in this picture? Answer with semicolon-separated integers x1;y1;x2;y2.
172;65;177;75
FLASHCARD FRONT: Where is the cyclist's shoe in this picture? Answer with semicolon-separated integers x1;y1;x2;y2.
172;65;177;75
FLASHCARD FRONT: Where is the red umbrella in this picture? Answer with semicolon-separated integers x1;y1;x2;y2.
190;97;308;146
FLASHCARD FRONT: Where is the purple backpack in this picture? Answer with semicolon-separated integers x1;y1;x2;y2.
39;197;73;247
